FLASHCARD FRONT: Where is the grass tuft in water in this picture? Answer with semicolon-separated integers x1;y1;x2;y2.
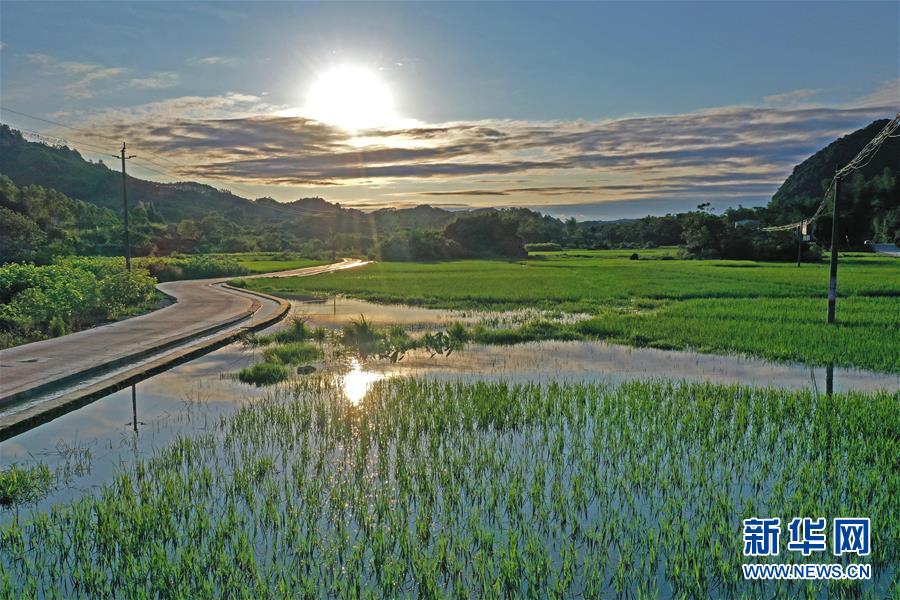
236;361;289;386
261;341;321;365
0;464;52;508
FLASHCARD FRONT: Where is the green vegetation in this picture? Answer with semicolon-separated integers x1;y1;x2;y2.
376;211;528;260
769;118;900;246
0;255;255;349
0;260;159;349
130;255;250;281
262;341;322;365
237;314;323;385
241;251;900;372
0;175;122;263
230;255;327;273
1;378;895;596
0;464;52;509
253;313;314;345
236;361;290;386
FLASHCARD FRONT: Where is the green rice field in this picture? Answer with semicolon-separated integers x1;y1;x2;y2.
239;251;900;373
1;378;896;597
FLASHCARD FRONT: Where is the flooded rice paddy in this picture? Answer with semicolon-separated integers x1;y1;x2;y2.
1;297;897;596
1;297;897;510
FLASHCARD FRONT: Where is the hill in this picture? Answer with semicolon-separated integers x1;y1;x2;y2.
0;124;467;248
767;118;900;245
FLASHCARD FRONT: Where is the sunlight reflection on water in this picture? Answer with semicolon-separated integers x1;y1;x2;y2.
341;357;385;405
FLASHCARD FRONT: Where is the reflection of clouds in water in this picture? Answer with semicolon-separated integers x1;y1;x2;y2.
293;297;588;331
361;341;899;393
341;357;385;405
1;440;29;460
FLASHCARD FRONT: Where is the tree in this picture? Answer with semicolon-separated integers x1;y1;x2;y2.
444;212;526;258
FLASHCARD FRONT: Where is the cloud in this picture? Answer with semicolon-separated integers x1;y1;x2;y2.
59;87;896;214
128;71;178;90
763;89;821;107
127;72;179;89
188;56;238;66
25;53;183;98
27;53;127;99
851;78;900;109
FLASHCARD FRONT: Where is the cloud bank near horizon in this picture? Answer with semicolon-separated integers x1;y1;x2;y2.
25;78;900;219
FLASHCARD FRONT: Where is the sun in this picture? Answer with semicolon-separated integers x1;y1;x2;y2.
305;65;398;131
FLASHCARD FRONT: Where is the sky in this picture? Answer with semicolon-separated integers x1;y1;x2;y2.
1;1;898;220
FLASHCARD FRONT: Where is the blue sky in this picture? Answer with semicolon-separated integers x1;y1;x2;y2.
1;1;898;219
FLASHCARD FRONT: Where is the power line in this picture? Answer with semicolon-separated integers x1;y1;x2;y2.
1;105;124;144
762;113;900;233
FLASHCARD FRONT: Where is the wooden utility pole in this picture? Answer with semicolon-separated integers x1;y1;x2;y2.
330;216;337;262
826;176;840;324
796;224;803;267
116;143;137;271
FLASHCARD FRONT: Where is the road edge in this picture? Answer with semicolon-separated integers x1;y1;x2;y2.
0;286;290;441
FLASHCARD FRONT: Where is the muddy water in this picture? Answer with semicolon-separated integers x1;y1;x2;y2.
1;296;897;515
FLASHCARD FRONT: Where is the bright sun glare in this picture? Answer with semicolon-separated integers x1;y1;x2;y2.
305;65;398;131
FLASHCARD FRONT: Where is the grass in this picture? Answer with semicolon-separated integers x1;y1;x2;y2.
261;341;322;365
0;464;52;508
238;250;900;372
210;252;328;274
236;361;289;386
1;378;896;597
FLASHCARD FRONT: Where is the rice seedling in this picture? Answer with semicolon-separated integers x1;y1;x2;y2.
0;464;52;508
1;378;895;597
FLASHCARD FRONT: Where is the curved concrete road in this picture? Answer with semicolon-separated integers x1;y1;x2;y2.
0;258;368;406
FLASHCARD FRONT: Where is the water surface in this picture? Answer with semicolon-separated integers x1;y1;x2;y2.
1;296;896;515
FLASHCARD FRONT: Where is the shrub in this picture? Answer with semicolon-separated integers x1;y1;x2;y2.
0;260;159;348
256;313;312;345
138;255;249;281
524;242;562;252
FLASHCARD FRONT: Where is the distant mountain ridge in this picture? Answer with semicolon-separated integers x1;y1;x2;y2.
2;117;897;251
0;124;457;229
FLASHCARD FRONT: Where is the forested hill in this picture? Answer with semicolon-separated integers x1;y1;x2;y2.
0;124;458;230
766;118;900;244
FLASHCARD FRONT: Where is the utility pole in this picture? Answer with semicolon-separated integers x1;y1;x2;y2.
115;142;136;271
330;215;337;262
796;224;803;267
826;176;840;324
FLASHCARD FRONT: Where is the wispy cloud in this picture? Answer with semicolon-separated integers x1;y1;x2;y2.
188;56;238;66
127;72;179;90
763;88;822;107
27;53;126;99
852;78;900;109
26;53;182;98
